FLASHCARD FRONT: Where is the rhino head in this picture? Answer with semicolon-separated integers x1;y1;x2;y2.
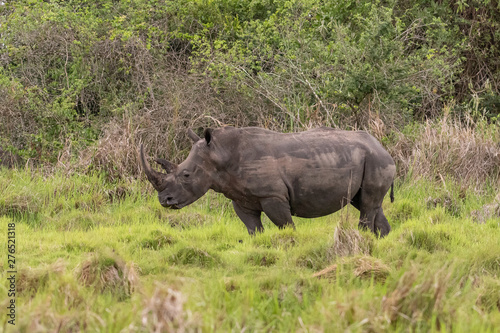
139;128;214;209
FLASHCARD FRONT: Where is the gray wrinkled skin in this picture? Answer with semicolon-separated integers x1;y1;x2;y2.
140;126;396;237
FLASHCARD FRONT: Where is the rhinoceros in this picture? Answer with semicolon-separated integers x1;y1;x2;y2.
140;126;396;237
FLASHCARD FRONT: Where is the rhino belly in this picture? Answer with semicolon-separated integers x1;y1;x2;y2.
287;167;363;218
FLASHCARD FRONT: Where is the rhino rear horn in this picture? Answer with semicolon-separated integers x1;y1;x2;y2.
155;158;177;173
139;144;168;191
187;128;201;143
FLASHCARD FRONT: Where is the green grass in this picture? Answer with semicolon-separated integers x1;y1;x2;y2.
1;168;499;332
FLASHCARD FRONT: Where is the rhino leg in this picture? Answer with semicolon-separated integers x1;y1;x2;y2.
374;207;391;237
351;189;390;237
232;201;264;235
260;198;296;230
357;209;377;234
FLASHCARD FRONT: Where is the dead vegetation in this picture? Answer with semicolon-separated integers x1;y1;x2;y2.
312;256;390;283
389;117;500;191
141;284;187;333
331;224;373;258
312;264;338;279
352;256;391;283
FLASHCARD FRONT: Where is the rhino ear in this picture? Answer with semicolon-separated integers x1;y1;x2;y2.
204;128;213;146
187;128;201;143
154;158;177;173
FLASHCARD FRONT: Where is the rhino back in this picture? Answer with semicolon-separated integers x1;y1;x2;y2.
212;128;393;217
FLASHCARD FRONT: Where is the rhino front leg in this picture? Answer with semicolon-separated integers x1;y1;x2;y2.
260;198;296;230
232;201;264;235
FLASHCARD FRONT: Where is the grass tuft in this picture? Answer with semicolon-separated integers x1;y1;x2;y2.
295;242;331;270
139;229;177;250
245;250;280;267
17;259;66;296
76;249;139;298
169;246;221;267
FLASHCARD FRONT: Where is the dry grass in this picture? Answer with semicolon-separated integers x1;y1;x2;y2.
312;256;390;282
389;117;500;191
331;222;373;258
141;284;187;333
72;119;140;181
312;264;338;279
352;256;391;283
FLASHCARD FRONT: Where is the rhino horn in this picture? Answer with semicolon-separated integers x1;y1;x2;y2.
187;128;201;143
154;158;177;173
139;144;168;191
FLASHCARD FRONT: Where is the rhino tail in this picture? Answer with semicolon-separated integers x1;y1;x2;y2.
390;182;395;203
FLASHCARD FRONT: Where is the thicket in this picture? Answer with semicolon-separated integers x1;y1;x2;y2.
0;0;499;181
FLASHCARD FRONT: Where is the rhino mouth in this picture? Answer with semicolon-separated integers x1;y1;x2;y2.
160;202;182;210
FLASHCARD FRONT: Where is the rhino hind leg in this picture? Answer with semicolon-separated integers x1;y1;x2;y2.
374;207;391;237
232;201;264;235
351;189;391;237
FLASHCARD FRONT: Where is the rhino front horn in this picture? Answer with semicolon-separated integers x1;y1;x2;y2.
139;144;167;191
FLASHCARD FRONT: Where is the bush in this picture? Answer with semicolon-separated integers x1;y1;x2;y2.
0;0;499;179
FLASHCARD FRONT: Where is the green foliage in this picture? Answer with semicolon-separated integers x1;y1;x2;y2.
1;0;499;167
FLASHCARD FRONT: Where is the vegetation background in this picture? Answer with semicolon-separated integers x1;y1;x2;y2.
0;0;499;332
